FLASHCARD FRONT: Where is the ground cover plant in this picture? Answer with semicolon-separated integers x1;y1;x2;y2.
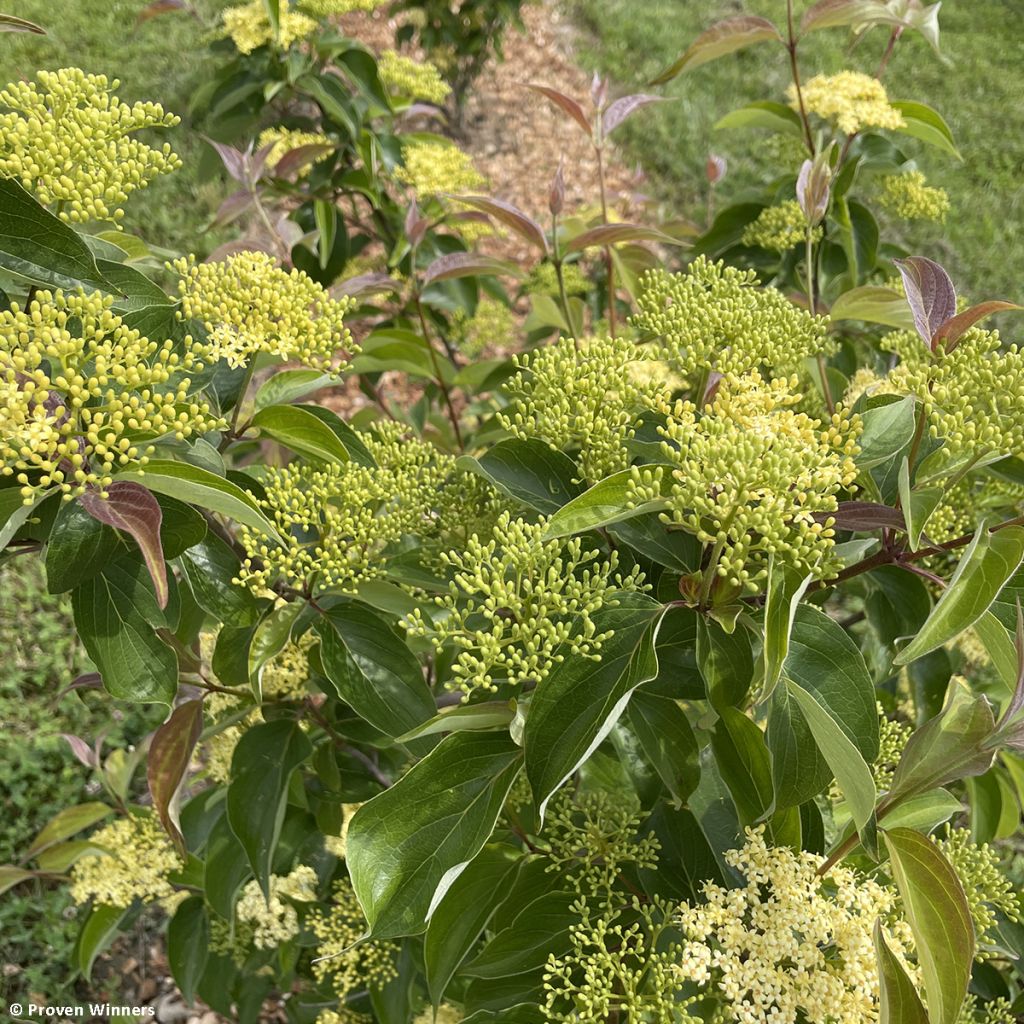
2;2;1024;1023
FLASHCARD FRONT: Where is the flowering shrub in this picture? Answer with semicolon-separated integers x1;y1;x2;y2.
3;2;1024;1023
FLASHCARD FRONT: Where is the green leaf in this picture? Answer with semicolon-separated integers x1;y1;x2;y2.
856;397;917;470
897;457;943;551
886;679;997;805
248;601;302;699
874;920;929;1024
714;100;803;137
398;702;517;742
226;719;312;898
167;896;210;1005
710;706;775;825
28;802;113;857
626;690;700;804
525;593;665;815
44;496;119;593
76;903;126;981
542;468;671;539
651;15;782;83
0;177;112;291
892;100;962;160
72;563;178;704
697;617;754;709
829;286;916;331
883;827;973;1024
251;403;351;464
0;865;35;896
759;556;812;701
424;845;521;1006
315;602;435;738
254;369;334;410
457;438;582;515
179;533;262;627
148;700;204;854
125;460;280;540
296;403;376;467
347;731;523;939
767;605;879;809
0;485;49;552
353;328;454;382
0;13;46;33
788;680;877;838
894;526;1024;665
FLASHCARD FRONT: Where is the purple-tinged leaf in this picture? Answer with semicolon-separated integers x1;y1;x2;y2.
148;699;204;854
202;137;250;185
212;189;253;229
55;672;103;702
893;256;957;348
651;16;783;84
706;154;728;185
0;12;46;33
933;300;1024;352
447;195;549;255
338;271;398;297
405;198;429;247
563;222;681;253
527;84;592;137
271;143;333;179
422;252;522;287
250;140;277;183
549;162;565;217
603;94;663;135
61;734;99;770
590;73;608;109
800;0;886;34
80;482;168;609
815;501;907;532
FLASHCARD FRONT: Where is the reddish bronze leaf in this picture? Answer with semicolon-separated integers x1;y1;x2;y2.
651;16;782;84
603;94;663;135
422;252;522;286
527;84;592;137
148;699;204;854
933;300;1024;352
446;195;549;255
562;222;681;253
80;482;168;609
893;256;957;349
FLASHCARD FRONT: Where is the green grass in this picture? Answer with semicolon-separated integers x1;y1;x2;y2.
0;0;229;253
569;0;1024;301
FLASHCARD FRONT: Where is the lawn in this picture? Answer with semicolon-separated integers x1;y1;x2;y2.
568;0;1024;302
0;0;228;253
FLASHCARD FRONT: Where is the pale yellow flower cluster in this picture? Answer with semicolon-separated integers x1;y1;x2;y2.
405;511;646;696
677;827;916;1024
500;334;669;483
300;0;385;13
1;290;221;503
741;200;821;253
222;1;317;54
0;68;180;224
413;1005;463;1024
236;422;452;593
174;252;356;373
378;50;451;105
258;126;333;177
879;170;951;222
395;141;485;197
793;71;906;135
842;367;900;407
632;373;860;591
323;802;363;858
236;864;318;949
70;815;182;909
310;878;400;1000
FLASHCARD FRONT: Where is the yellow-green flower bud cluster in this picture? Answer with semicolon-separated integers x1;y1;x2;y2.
258;126;333;177
236;864;318;949
792;71;906;135
526;261;589;299
324;802;363;859
310;878;400;1001
236;423;452;593
541;790;660;905
378;50;451;105
405;512;645;697
315;1011;371;1024
453;295;516;358
957;995;1016;1024
500;335;669;483
222;1;317;54
634;373;860;592
300;0;385;13
843;367;900;407
873;711;911;792
70;814;182;909
741;200;821;253
677;826;916;1024
395;141;485;197
174;252;356;373
0;68;180;225
544;897;694;1024
879;170;951;222
882;325;1024;466
1;290;221;503
412;1007;462;1024
632;257;828;384
937;828;1018;955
